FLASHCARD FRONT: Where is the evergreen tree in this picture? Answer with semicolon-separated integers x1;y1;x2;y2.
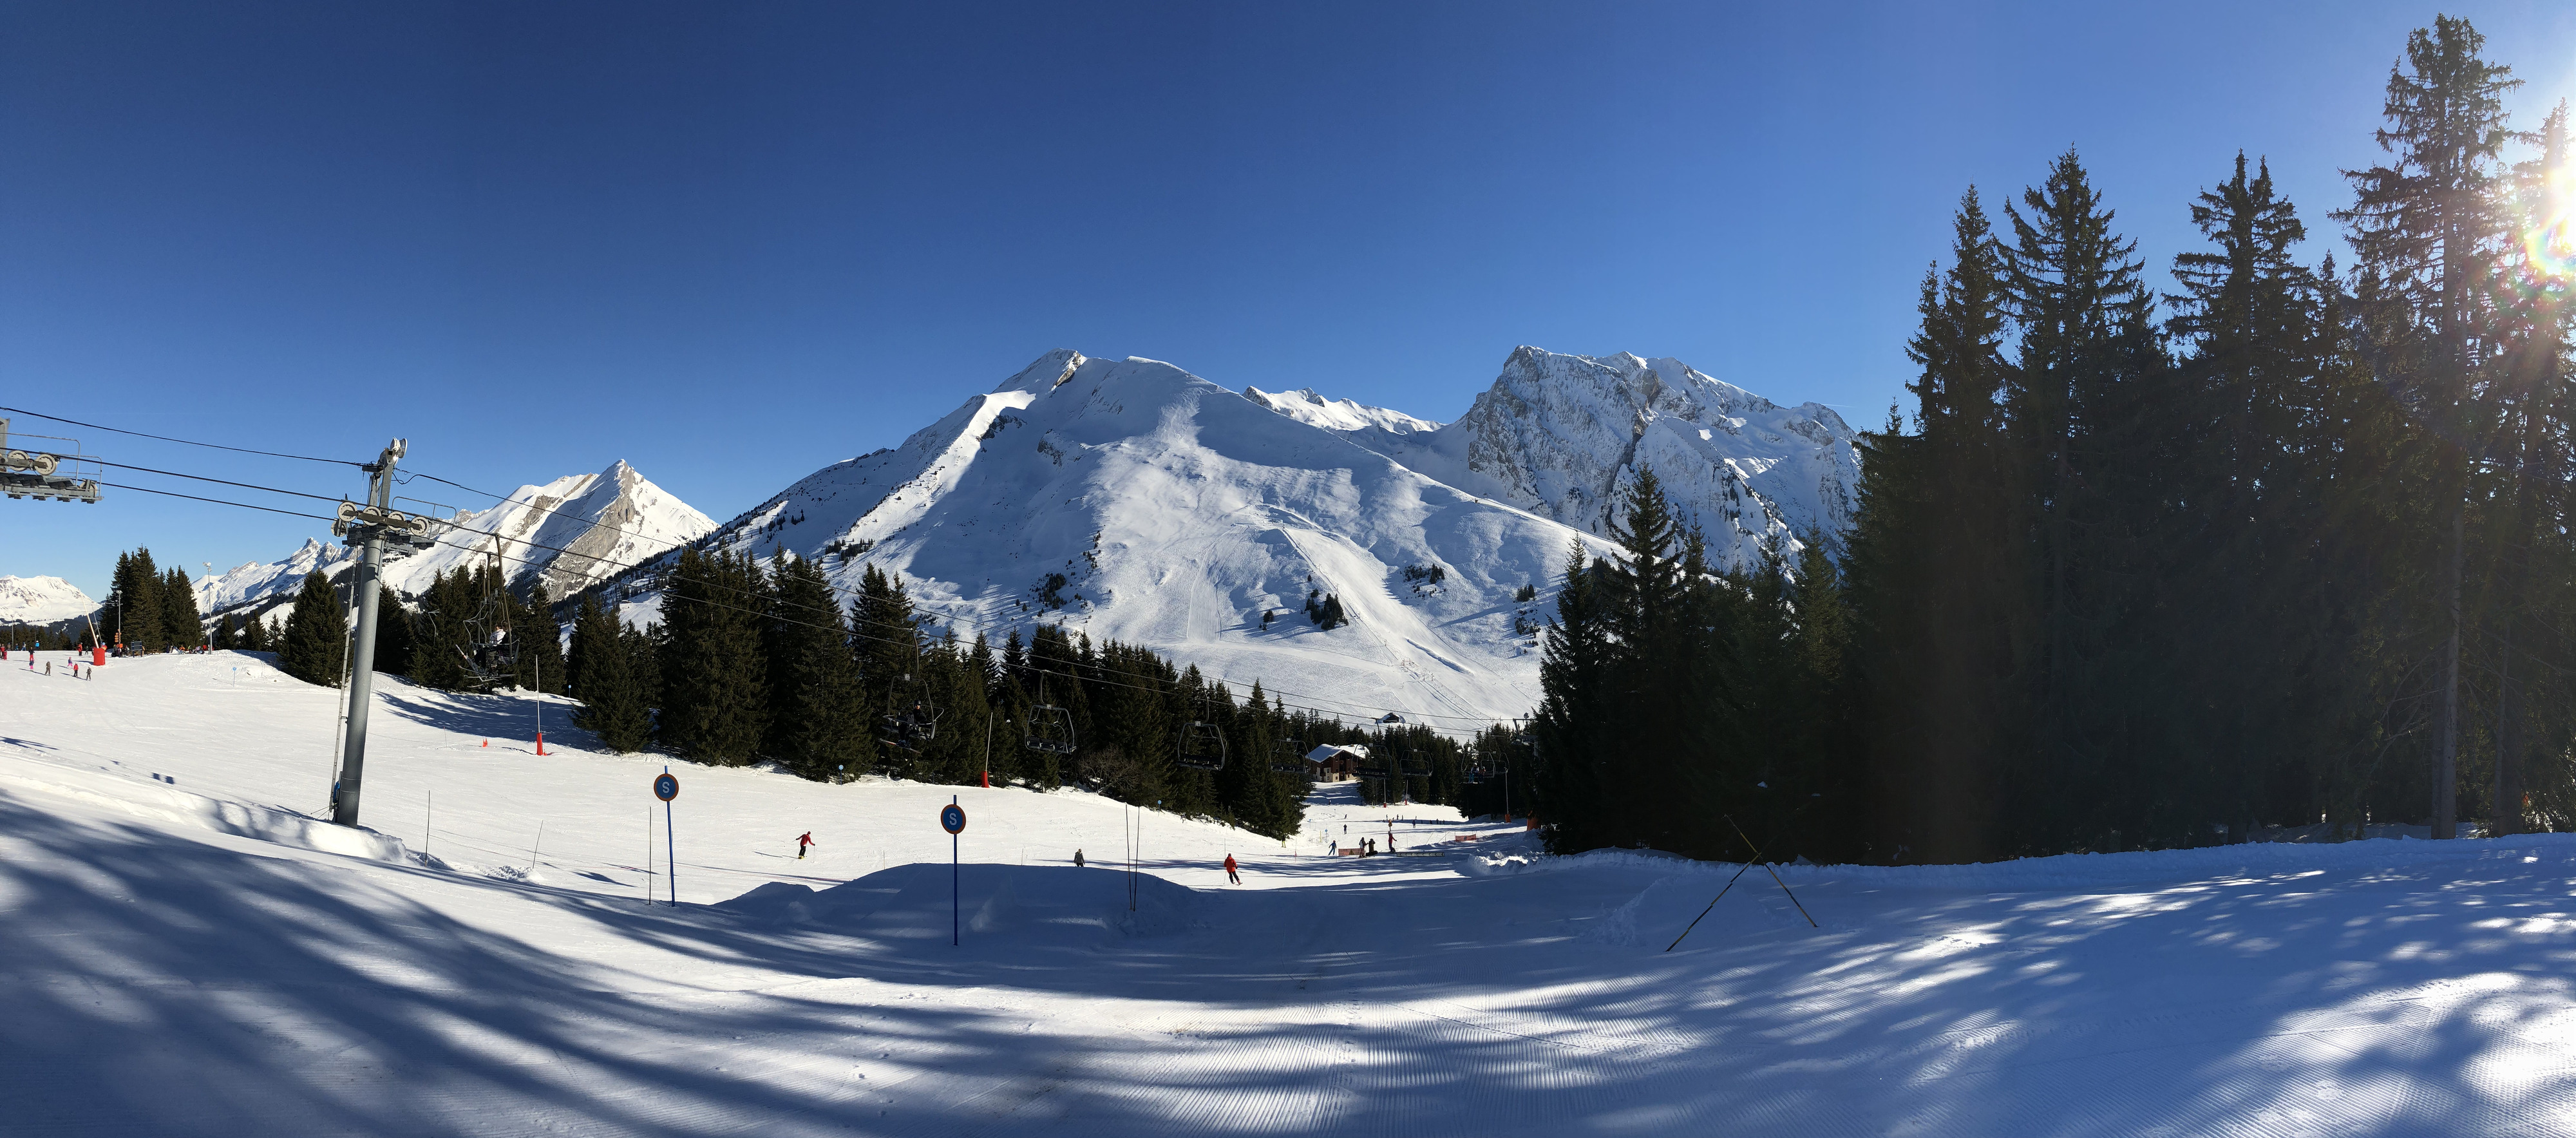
372;586;414;677
159;567;202;649
763;551;867;779
656;549;768;763
211;614;237;650
512;580;566;694
850;562;922;773
1533;538;1612;852
276;571;347;687
567;593;613;700
408;567;475;690
2334;15;2522;838
109;549;167;652
578;609;656;754
242;612;273;652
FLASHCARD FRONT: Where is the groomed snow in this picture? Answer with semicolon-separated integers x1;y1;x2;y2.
6;652;2575;1135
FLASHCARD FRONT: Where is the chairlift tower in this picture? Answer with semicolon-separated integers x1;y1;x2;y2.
328;439;439;828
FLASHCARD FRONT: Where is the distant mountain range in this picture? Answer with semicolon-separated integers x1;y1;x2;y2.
193;460;714;629
0;575;98;634
601;346;1860;721
100;347;1859;719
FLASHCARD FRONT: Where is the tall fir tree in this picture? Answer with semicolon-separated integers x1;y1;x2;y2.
159;566;201;649
276;571;347;687
2334;16;2521;839
372;586;415;676
762;551;867;779
656;549;769;763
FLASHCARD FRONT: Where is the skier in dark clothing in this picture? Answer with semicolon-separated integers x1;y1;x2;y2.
1074;848;1086;868
797;831;814;859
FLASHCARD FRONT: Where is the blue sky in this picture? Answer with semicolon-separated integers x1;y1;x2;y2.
5;1;2574;601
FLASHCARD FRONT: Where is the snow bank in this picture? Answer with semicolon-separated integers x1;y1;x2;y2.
0;757;409;863
718;862;1202;945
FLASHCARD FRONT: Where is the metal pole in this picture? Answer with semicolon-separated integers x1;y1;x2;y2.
332;441;403;828
951;793;961;947
665;765;677;907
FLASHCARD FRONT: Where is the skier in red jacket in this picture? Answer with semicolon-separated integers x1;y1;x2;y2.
1224;853;1240;885
797;831;814;860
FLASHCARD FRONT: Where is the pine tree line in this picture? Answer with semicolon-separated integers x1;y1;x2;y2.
102;547;205;653
554;548;1320;837
1531;17;2576;863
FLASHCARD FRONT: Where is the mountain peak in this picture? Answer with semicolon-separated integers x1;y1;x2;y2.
0;574;96;625
996;350;1088;394
1242;385;1441;436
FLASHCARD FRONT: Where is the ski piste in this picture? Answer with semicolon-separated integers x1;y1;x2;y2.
6;650;2572;1135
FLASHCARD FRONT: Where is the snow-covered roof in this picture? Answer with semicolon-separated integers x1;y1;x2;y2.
1305;743;1368;764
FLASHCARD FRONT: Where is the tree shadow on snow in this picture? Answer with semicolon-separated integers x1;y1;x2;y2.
3;785;2568;1136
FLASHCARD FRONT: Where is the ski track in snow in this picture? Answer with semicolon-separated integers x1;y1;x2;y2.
6;652;2576;1135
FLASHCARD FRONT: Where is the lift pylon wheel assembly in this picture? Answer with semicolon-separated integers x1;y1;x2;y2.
1175;720;1226;772
1268;737;1307;773
0;419;102;502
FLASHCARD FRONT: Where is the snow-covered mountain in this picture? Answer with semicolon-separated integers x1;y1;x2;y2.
634;350;1611;723
1242;386;1442;439
1361;348;1860;568
0;575;96;626
627;346;1855;725
198;460;714;620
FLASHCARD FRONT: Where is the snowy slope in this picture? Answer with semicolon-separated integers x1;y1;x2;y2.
198;459;713;619
659;350;1612;725
0;575;96;625
1242;385;1442;437
1373;347;1861;569
7;651;2574;1137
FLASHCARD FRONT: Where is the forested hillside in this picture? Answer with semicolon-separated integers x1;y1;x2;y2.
1531;17;2576;864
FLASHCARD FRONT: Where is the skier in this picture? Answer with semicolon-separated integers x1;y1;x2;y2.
1224;853;1240;885
797;831;814;859
1074;848;1086;868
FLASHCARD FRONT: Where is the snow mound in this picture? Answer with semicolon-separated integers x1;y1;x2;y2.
719;863;1201;945
0;757;408;863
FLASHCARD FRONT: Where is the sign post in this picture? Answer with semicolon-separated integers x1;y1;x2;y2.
654;769;680;906
941;798;967;946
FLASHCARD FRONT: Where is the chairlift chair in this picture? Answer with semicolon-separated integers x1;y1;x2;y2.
1267;737;1307;773
1176;720;1226;772
1399;751;1433;779
876;676;942;752
1354;748;1394;781
1023;703;1077;755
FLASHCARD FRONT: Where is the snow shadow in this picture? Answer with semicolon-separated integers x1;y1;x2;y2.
377;688;594;752
5;786;2570;1135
